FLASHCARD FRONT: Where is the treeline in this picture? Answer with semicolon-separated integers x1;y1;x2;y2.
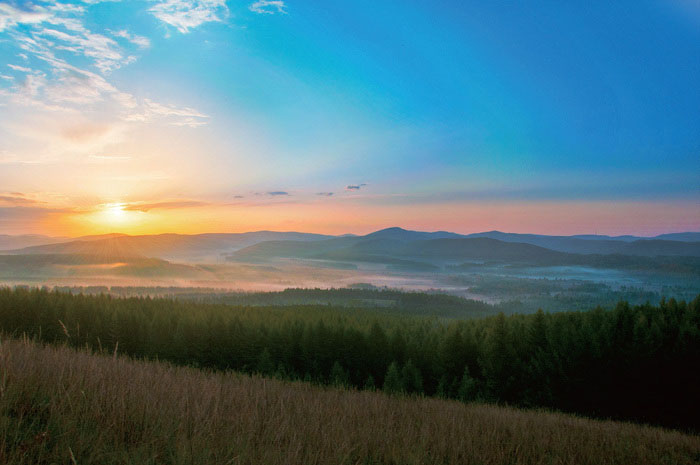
0;287;698;430
48;285;500;318
175;287;498;318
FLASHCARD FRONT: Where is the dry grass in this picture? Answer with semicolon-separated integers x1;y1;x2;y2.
0;337;698;465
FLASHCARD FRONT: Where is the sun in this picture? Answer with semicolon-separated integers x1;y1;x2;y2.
105;203;127;222
93;202;141;229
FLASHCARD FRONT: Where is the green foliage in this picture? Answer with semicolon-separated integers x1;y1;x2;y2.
0;287;699;430
383;362;403;395
400;360;423;394
330;361;350;387
257;348;275;375
363;375;376;391
457;366;478;402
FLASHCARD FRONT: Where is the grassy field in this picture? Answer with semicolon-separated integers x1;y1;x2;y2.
1;337;698;465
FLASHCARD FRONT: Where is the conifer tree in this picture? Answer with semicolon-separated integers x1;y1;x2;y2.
383;361;403;394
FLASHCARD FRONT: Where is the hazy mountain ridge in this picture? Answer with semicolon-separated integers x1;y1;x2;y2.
2;228;699;274
0;234;70;250
2;231;335;262
226;229;700;274
464;231;700;255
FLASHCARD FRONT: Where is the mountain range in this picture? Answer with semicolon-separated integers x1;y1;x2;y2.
1;228;699;277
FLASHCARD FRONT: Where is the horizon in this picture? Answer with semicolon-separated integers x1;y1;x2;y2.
1;1;699;237
3;225;699;241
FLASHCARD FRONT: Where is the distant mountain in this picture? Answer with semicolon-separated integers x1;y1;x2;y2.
401;237;568;262
228;235;569;266
0;234;69;251
620;239;700;257
75;233;129;241
228;237;359;262
4;228;699;267
653;232;700;242
464;231;700;256
570;234;641;242
5;231;335;262
0;253;207;280
227;229;700;274
0;233;132;252
364;227;464;241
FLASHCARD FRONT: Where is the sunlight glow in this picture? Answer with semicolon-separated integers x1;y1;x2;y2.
106;203;127;222
87;202;144;230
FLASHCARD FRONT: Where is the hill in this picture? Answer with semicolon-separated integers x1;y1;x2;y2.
228;234;700;274
465;231;700;256
2;288;698;429
0;234;69;250
4;228;700;264
0;253;207;280
5;231;334;262
2;337;698;465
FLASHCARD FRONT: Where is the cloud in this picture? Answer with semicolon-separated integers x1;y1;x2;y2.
20;73;46;97
60;123;112;142
149;0;229;33
0;0;210;166
0;151;43;165
346;183;367;190
35;25;129;73
7;64;32;73
88;154;132;162
266;191;289;196
0;206;73;227
111;30;151;48
316;192;334;196
0;1;203;115
0;3;51;32
122;200;208;212
125;98;209;127
249;1;287;15
43;70;116;104
0;193;38;206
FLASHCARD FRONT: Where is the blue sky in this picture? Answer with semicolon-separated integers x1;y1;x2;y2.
0;0;698;235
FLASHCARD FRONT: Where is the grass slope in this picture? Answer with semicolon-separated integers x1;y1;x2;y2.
1;338;698;465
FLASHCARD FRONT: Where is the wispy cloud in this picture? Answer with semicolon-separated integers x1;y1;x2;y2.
0;206;74;228
125;99;209;127
0;151;44;165
61;123;112;143
346;183;367;191
88;154;132;162
0;193;39;206
7;64;32;73
316;192;334;196
266;191;289;196
35;25;131;74
249;1;287;15
111;30;151;48
150;0;229;33
122;200;208;212
0;1;210;159
0;3;51;32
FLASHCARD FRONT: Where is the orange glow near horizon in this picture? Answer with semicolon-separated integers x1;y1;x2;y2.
36;199;700;238
83;203;145;231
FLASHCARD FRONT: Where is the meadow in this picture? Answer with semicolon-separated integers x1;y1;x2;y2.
2;337;699;465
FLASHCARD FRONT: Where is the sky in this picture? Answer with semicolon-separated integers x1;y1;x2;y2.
0;0;698;237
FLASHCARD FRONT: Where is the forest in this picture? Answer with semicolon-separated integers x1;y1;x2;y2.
0;287;698;431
